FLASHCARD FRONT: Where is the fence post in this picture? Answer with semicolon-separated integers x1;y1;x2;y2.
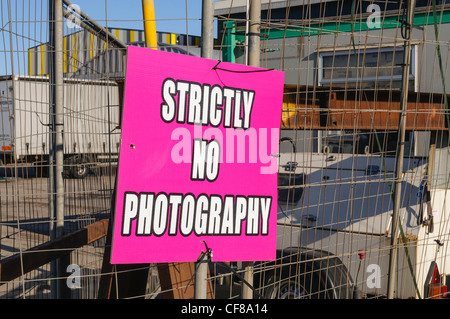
387;0;416;299
192;0;215;300
240;0;261;300
49;0;66;299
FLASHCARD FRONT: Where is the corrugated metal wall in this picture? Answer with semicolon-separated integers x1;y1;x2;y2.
27;28;207;77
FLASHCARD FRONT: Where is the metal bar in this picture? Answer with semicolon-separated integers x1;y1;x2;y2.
248;0;261;67
193;0;215;300
0;219;109;285
142;0;158;49
222;20;236;63
387;0;416;299
281;86;448;131
62;0;127;49
157;263;196;299
48;0;56;297
48;0;65;299
201;0;214;59
241;0;261;300
6;0;26;299
194;257;208;299
62;8;122;50
53;0;64;247
98;217;115;299
245;0;249;65
55;0;65;299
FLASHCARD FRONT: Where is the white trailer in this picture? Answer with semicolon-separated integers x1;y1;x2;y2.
0;75;121;178
261;130;450;299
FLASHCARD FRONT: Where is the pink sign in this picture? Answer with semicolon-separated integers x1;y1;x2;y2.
110;46;284;263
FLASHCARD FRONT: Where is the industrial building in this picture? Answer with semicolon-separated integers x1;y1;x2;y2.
28;28;220;79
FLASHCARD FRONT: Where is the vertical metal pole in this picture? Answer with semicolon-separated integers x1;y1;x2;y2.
387;0;416;299
48;0;56;298
194;255;208;299
201;0;214;59
54;0;64;245
7;0;27;299
241;0;260;300
245;0;249;65
49;0;65;299
142;0;158;49
222;20;236;63
194;0;215;300
248;0;261;68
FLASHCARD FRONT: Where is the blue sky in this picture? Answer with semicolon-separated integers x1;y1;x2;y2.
0;0;217;76
71;0;209;36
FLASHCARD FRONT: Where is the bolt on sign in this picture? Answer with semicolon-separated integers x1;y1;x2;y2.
111;46;284;263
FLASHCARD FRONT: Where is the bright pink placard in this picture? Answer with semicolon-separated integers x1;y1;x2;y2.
110;46;284;263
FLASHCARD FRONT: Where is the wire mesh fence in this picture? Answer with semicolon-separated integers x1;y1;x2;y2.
0;0;119;299
0;0;449;300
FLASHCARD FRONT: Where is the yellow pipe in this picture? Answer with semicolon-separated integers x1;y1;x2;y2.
40;45;45;75
142;0;157;49
28;49;32;75
73;33;77;73
90;33;94;59
63;36;67;73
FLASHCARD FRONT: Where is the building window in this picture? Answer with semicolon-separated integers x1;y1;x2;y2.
320;130;416;157
318;46;416;90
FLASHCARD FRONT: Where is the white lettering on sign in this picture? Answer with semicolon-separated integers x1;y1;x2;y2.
160;78;255;129
121;192;272;237
161;78;260;182
191;139;221;182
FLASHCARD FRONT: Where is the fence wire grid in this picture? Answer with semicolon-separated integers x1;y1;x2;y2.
0;0;450;300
